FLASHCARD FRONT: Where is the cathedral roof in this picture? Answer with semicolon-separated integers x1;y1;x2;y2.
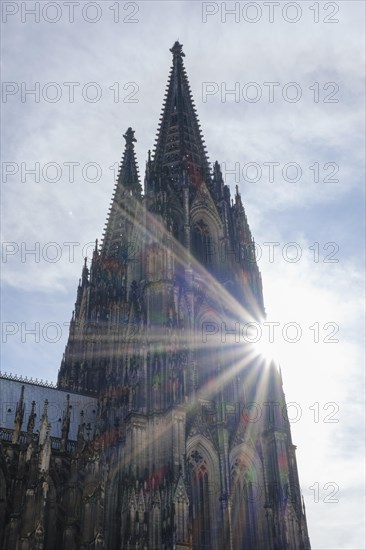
0;375;97;442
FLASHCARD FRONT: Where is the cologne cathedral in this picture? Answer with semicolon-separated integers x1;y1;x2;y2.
0;43;311;549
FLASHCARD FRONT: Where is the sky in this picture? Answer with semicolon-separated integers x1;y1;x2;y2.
1;1;365;548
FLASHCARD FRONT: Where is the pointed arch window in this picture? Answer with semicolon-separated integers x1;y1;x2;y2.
231;457;258;548
188;449;212;550
192;220;213;266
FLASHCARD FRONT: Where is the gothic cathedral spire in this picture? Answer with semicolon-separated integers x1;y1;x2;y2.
149;41;211;192
102;126;142;258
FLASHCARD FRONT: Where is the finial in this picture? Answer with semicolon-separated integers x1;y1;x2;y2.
123;127;137;146
170;41;185;58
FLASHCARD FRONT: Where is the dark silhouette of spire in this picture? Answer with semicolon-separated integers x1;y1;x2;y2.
150;41;211;189
102;127;142;257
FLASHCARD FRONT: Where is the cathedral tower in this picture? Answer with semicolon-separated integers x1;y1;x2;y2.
0;43;310;550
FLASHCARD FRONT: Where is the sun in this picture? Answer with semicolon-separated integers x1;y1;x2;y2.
251;318;286;368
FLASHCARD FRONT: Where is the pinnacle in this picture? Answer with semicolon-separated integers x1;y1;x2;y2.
123;127;137;146
170;40;185;58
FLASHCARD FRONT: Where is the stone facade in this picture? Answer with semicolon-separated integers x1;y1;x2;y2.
0;42;311;549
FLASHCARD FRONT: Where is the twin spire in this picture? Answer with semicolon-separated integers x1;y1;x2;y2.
101;127;142;257
152;41;211;187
